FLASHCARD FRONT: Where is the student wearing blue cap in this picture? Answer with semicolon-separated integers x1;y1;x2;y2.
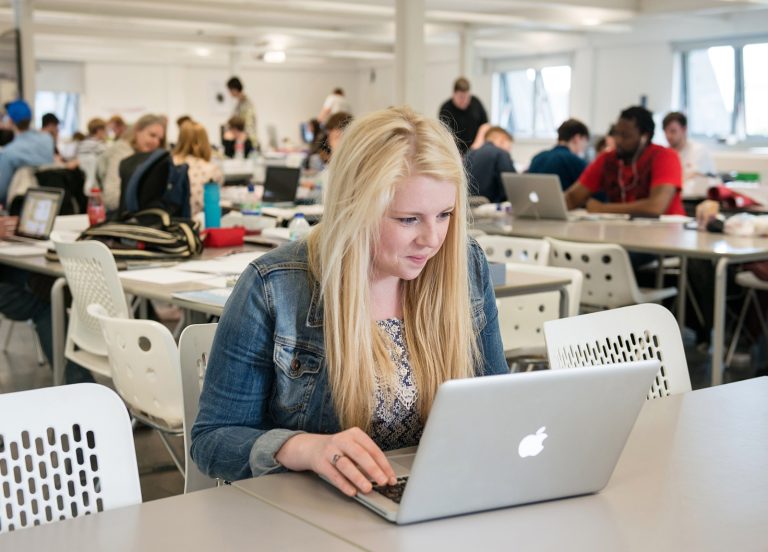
0;100;55;206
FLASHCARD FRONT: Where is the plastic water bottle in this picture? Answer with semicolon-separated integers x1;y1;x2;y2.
87;188;106;226
203;181;221;229
242;183;261;215
288;213;310;241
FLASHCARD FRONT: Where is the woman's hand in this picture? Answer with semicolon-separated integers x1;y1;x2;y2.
276;429;397;496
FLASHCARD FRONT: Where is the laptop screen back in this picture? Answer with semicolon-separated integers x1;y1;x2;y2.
502;173;569;220
16;188;64;239
262;166;300;204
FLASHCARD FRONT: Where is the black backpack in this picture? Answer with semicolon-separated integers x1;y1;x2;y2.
118;150;191;218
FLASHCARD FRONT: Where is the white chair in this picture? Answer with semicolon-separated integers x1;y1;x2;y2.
179;323;219;493
726;271;768;368
545;237;677;311
0;383;141;533
476;234;550;266
88;304;185;475
478;235;581;369
53;239;130;380
544;303;692;399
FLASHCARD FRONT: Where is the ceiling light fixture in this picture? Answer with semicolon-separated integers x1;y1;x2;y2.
263;50;286;63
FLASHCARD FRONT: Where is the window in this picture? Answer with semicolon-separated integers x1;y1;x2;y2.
681;41;768;140
34;91;79;138
492;65;571;139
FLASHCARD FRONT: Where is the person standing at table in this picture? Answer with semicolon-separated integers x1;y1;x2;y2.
318;88;352;125
191;106;507;491
226;76;258;150
662;111;716;180
439;77;489;156
564;105;684;216
528;119;590;191
465;126;516;203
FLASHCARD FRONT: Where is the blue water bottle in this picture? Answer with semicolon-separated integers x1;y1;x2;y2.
203;181;221;229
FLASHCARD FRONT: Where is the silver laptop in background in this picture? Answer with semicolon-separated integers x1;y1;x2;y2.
2;187;64;246
349;360;660;524
503;173;571;220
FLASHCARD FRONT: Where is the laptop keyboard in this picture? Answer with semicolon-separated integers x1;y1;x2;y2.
372;476;409;504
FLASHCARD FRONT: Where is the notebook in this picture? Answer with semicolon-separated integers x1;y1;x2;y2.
345;360;659;524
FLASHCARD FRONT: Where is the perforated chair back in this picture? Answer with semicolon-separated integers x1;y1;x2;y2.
89;304;183;431
54;239;130;376
476;235;550;266
179;323;219;493
0;384;140;533
498;264;583;355
544;303;692;399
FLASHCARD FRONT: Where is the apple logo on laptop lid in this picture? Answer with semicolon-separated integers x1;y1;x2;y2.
528;191;540;204
518;426;547;458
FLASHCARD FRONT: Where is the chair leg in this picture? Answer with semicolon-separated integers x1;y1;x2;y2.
1;318;12;351
751;291;768;346
29;321;47;366
156;431;185;477
726;290;752;367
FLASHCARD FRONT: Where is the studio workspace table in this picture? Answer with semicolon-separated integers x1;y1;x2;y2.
0;245;570;385
474;215;768;386
0;485;357;551
232;377;768;552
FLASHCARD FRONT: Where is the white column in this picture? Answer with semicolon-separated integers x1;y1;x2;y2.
394;0;425;112
459;25;475;77
13;0;35;105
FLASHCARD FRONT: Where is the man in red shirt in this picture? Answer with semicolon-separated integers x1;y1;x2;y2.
565;106;684;216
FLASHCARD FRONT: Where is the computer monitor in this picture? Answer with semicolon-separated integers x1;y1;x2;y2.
300;122;314;144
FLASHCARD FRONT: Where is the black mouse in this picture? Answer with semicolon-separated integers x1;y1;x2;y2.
706;218;725;233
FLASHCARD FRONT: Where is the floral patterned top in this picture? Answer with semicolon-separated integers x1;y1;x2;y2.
175;155;224;216
371;318;424;450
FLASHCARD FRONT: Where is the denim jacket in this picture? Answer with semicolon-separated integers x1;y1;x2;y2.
191;238;507;482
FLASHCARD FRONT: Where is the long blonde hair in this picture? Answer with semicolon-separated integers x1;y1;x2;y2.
173;121;212;161
307;106;478;430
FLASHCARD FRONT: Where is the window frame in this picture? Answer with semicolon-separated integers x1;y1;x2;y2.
676;35;768;143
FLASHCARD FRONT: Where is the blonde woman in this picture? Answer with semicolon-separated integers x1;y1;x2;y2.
172;121;223;216
97;114;166;211
192;107;506;493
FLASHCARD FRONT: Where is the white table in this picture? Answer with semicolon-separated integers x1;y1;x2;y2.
475;215;768;386
232;378;768;552
0;485;358;551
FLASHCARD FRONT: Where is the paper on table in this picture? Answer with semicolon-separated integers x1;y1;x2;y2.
172;288;233;308
180;251;265;275
119;268;216;285
0;244;47;256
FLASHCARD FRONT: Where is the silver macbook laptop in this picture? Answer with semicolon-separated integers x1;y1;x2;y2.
503;173;571;220
2;187;63;246
349;360;659;524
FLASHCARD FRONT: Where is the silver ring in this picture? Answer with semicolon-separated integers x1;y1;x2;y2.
331;453;344;467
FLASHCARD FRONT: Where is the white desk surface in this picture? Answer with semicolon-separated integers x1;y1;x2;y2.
475;216;768;260
0;485;358;552
233;378;768;552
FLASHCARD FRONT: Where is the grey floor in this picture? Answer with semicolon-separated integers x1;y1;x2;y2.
0;316;763;503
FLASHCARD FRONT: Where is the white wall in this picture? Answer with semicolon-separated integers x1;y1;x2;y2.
77;61;358;148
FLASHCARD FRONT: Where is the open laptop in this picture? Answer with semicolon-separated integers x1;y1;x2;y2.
503;173;628;221
347;360;659;524
503;173;573;220
262;166;301;206
2;187;64;246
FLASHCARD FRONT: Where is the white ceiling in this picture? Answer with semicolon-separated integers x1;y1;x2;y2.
0;0;767;67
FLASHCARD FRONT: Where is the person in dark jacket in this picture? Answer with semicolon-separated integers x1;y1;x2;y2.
465;126;516;203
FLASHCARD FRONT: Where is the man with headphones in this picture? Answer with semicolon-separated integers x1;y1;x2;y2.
564;105;684;216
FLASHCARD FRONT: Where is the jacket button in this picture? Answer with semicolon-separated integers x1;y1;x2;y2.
291;358;301;372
